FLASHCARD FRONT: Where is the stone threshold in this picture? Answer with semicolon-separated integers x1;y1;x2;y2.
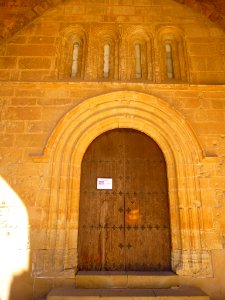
47;286;210;300
75;271;179;289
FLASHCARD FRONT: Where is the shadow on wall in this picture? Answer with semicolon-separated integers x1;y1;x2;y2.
0;176;30;300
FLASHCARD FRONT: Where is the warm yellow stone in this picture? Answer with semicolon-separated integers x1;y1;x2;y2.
0;0;225;299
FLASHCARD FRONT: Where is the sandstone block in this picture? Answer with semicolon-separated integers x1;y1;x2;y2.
27;36;56;44
111;5;135;15
0;88;14;96
10;36;27;44
0;134;14;147
15;88;45;97
20;70;51;81
0;57;17;69
11;97;37;106
15;133;46;147
5;107;42;120
6;45;55;56
5;121;25;133
18;57;51;69
64;5;86;15
0;70;11;80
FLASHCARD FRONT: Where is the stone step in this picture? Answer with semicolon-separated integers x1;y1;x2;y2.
75;271;179;289
47;286;210;300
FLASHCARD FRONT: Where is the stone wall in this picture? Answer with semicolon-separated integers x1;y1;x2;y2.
0;0;225;83
1;0;225;44
0;1;225;300
0;82;225;300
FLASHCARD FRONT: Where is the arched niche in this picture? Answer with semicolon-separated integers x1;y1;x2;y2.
123;27;153;81
57;25;87;80
90;26;120;80
32;91;212;278
156;26;189;83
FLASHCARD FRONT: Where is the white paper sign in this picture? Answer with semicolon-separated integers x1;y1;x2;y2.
97;178;112;190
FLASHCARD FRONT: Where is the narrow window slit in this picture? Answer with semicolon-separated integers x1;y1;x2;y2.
165;43;174;79
71;42;79;77
135;43;142;79
103;43;110;78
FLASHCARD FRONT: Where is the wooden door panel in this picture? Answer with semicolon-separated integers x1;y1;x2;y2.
78;129;171;271
125;160;167;192
125;228;171;271
124;130;171;271
104;228;125;270
125;193;170;271
78;130;125;271
78;227;101;270
125;193;169;226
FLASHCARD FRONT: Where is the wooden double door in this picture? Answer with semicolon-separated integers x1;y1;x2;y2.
78;129;171;271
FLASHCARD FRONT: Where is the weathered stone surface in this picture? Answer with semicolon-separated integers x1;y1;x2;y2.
0;1;225;300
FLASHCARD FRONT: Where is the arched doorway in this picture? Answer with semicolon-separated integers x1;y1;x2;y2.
34;91;211;277
78;128;171;271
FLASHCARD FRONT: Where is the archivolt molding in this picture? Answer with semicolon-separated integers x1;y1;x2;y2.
37;91;203;164
32;91;212;277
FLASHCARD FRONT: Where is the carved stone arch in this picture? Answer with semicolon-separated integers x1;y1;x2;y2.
124;27;153;81
32;91;212;277
57;25;88;80
90;25;120;80
156;26;189;83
